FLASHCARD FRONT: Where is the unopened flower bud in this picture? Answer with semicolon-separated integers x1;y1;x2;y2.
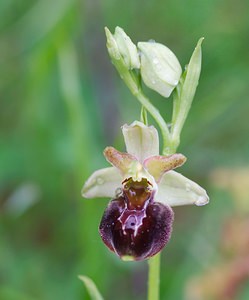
138;42;182;98
105;27;121;61
105;26;140;70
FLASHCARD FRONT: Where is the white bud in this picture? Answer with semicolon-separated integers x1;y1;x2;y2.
105;26;140;70
138;42;182;98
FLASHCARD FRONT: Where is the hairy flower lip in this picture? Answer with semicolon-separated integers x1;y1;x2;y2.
118;205;147;237
99;196;174;261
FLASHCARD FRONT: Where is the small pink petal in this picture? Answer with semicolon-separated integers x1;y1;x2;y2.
103;146;137;175
144;153;186;182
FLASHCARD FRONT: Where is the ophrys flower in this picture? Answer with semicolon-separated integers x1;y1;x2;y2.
82;121;209;261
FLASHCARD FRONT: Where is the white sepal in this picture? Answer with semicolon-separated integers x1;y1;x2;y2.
122;121;159;162
82;167;122;199
155;170;209;207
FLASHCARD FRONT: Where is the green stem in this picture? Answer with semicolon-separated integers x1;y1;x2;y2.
140;106;148;125
147;125;178;299
135;90;171;151
114;64;171;151
139;95;161;300
148;253;161;300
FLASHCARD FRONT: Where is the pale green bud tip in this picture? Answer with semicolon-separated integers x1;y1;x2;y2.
138;42;182;98
105;26;140;69
104;27;121;60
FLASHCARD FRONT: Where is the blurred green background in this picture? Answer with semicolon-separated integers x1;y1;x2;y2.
1;0;249;299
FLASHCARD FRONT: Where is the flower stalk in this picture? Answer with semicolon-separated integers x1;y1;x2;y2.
146;117;179;300
148;253;161;300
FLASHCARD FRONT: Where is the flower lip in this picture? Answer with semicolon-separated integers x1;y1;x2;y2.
118;205;147;237
99;195;174;261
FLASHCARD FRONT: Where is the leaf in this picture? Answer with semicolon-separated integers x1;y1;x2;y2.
171;37;204;148
78;275;104;300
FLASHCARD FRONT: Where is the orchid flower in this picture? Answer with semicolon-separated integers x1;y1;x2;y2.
82;121;209;261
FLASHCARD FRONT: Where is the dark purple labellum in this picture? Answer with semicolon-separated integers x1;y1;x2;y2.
99;195;174;261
